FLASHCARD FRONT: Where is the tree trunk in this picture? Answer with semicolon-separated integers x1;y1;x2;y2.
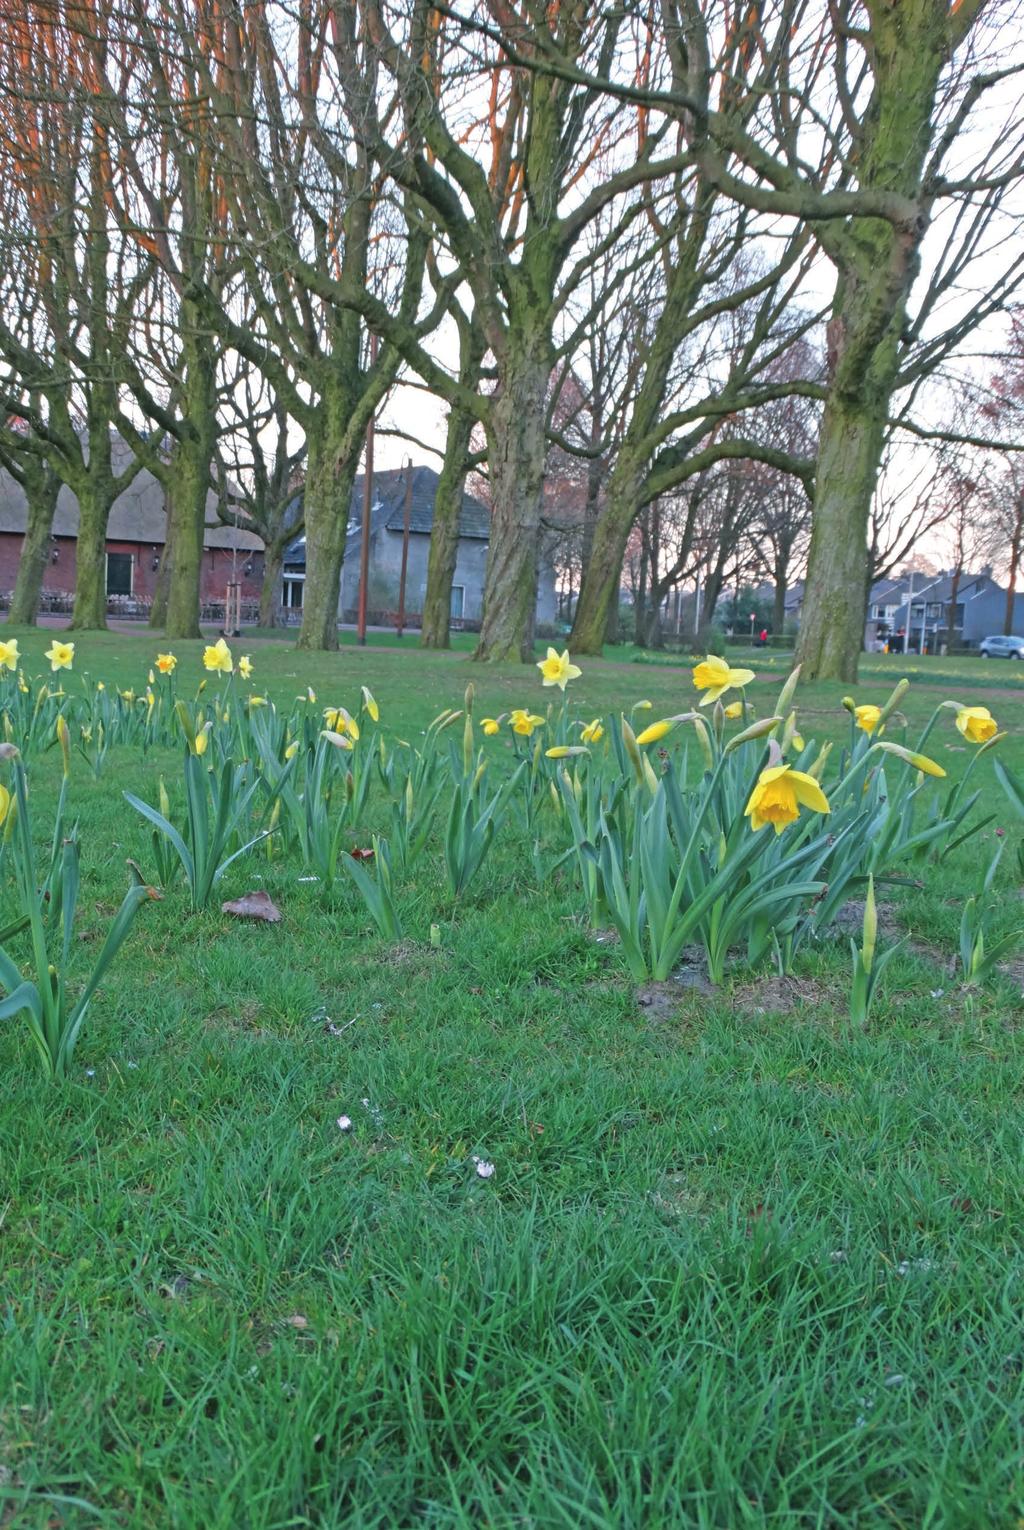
772;568;787;641
164;447;208;640
258;540;284;629
297;413;357;652
422;401;475;649
571;449;647;654
149;532;172;629
474;342;549;663
70;481;110;630
795;393;886;681
10;464;60;625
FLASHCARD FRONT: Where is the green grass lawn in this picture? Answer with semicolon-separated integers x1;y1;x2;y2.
2;629;1024;1527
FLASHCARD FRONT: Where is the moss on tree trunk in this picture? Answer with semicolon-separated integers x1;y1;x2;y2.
10;464;59;626
296;421;357;652
474;346;549;663
70;481;110;631
422;404;475;649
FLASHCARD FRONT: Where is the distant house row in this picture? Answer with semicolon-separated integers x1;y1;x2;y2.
776;570;1024;651
281;465;557;627
0;440;263;614
0;447;558;628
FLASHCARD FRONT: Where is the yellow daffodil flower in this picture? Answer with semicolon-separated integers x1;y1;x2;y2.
635;719;674;746
580;718;604;743
0;639;19;670
284;740;299;760
955;705;998;744
155;652;177;674
692;653;755;704
482;718;502;736
306;687;316;704
323;706;359;740
44;640;74;672
18;675;28;693
854;704;882;734
238;655;253;680
361;686;379;721
195;723;212;757
745;763;830;835
509;709;545;737
248;695;268;707
202;638;233;674
536;646;582;691
119;688;135;704
724;701;743;720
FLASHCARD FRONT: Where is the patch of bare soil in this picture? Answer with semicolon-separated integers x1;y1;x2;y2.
731;974;832;1017
636;951;713;1018
831;898;900;937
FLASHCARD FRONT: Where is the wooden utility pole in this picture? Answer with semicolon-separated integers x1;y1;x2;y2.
356;335;379;646
396;459;413;638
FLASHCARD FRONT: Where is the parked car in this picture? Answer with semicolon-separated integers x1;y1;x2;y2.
979;634;1024;659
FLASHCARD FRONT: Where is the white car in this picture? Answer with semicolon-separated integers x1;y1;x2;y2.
979;634;1024;659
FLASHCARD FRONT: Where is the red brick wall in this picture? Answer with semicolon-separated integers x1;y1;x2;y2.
0;534;265;603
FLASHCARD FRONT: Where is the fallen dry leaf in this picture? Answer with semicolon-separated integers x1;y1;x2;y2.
221;890;282;922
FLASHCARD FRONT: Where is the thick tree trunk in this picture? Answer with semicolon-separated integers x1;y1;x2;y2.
297;417;357;652
258;540;284;629
795;393;887;681
149;532;171;630
70;481;111;630
571;451;647;654
164;448;208;640
10;464;60;625
772;570;787;642
474;343;549;663
422;402;475;649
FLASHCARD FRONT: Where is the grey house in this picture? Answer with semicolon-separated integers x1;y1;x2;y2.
864;569;1024;652
282;465;558;628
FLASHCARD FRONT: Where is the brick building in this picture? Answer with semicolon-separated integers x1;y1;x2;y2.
0;448;264;614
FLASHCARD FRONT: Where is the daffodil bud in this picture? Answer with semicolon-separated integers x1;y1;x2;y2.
405;778;414;818
724;716;782;754
877;678;910;729
875;740;946;778
620;717;645;784
158;777;170;820
545;745;588;758
174;700;196;752
549;780;561;814
0;740;19;759
808;742;832;781
692;716;713;772
464;682;474;716
775;665;801;719
712;700;725;744
635;719;674;747
642;754;660;796
56;714;71;778
781;710;800;753
472;762;487;792
862;875;877;973
463;709;474;775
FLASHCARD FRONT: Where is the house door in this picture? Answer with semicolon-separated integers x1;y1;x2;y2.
450;585;465;621
283;576;304;610
106;552;133;597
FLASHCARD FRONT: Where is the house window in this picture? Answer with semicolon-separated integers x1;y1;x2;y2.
106;552;133;596
450;585;465;620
